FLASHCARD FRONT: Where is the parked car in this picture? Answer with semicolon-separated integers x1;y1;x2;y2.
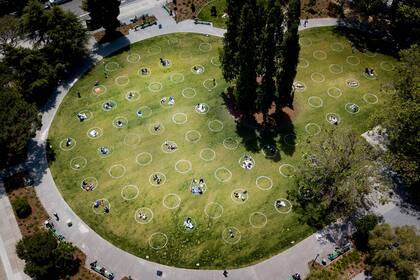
48;0;70;6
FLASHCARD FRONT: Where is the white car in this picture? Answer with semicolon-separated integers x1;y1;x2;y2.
48;0;70;5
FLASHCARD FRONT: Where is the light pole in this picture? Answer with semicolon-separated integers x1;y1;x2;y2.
312;253;320;267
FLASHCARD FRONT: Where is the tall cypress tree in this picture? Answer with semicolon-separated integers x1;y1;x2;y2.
235;4;258;114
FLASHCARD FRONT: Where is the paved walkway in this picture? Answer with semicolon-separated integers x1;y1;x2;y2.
0;9;417;280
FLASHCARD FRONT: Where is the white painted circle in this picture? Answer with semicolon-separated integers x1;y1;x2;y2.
329;64;343;74
255;176;273;191
204;202;224;219
203;79;217;90
181;87;197;99
175;160;192;174
346;56;360;65
148;232;168;250
208;119;224;132
108;164;126;179
211;56;221;66
172;113;188;125
363;93;379;104
170;73;185;83
185;130;201;143
381;83;396;95
249;212;267;228
148;45;161;55
327;87;342;98
70;156;87;170
148;82;163;92
127;53;140;63
121;185;139;200
124;133;141;146
135;207;153;224
330;42;344;52
307;96;324;108
222;227;241;244
149;172;166;186
313;50;327;60
299;37;312;47
162;193;181;209
311;72;325;83
104;61;119;72
380;61;394;71
274;198;292;214
136;152;152;166
279;164;296;178
115;75;129;86
298;58;310;68
200;148;216;162
92;85;107;95
305;123;321;136
59;138;76;151
214;167;232;182
112;116;128;128
223;137;239;150
363;51;377;57
199;42;212;52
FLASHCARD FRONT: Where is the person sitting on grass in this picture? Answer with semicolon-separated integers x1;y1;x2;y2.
136;110;143;117
153;174;161;184
77;112;87;122
138;213;148;220
275;199;286;208
183;217;194;230
241;155;254;170
196;103;207;113
154;123;161;132
168;96;175;105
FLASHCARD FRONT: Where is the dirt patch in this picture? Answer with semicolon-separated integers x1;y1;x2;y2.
175;0;211;22
301;0;345;19
253;101;299;125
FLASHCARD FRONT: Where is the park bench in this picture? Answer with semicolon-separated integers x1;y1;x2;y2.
90;261;114;279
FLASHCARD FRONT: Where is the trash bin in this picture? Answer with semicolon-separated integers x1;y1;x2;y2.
156;270;163;276
158;24;162;29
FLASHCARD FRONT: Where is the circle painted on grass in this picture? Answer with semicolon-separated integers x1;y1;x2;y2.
279;164;296;178
104;61;119;72
179;51;192;60
222;227;241;244
136;106;152;118
92;85;107;95
208;119;224;132
380;61;394;71
363;93;379;104
75;110;93;122
214;167;232;182
311;72;325;83
329;64;343;74
80;177;98;191
327;87;342;98
59;137;76;151
148;45;161;55
172;113;188;125
148;122;165;135
298;58;310;68
345;103;360;114
181;87;197;99
70;156;87;170
108;164;126;179
381;83;396;95
313;50;327;60
363;51;377;58
204;202;224;219
211;56;221;66
203;79;217;90
346;56;360;65
255;176;273;191
162;193;181;209
249;212;267;228
274;198;292;214
185;130;201;143
199;42;212;52
307;96;324;108
330;42;344;52
305;123;321;136
299;37;312;47
121;185;139;200
135;207;154;224
149;172;166;186
167;37;180;45
175;160;192;174
115;76;129;86
148;232;168;250
127;53;140;63
223;137;239;150
92;199;111;215
124;133;141;146
136;152;152;166
170;73;185;83
191;65;205;75
200;148;216;162
112;116;128;128
125;90;140;101
148;82;163;92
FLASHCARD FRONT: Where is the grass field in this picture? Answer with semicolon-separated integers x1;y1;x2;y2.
197;0;227;28
49;28;397;268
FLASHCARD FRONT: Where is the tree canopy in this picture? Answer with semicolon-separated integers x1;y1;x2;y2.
367;224;420;280
82;0;121;34
16;231;80;279
288;128;375;228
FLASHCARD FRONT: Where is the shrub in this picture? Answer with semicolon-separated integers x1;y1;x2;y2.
13;197;32;218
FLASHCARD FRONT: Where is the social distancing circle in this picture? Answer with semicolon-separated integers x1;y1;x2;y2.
148;232;168;250
279;164;296;178
185;130;201;143
214;167;232;182
175;160;192;174
249;212;267;228
108;164;126;179
172;113;188;125
121;185;139;200
223;137;239;150
70;156;87;170
136;152;153;166
200;148;216;161
204;202;224;219
255;176;273;191
162;193;181;209
181;87;196;99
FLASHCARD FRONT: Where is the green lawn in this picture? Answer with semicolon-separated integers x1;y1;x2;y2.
49;28;396;268
197;0;227;28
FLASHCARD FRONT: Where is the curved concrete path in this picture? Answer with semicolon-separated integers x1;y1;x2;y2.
6;10;343;280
